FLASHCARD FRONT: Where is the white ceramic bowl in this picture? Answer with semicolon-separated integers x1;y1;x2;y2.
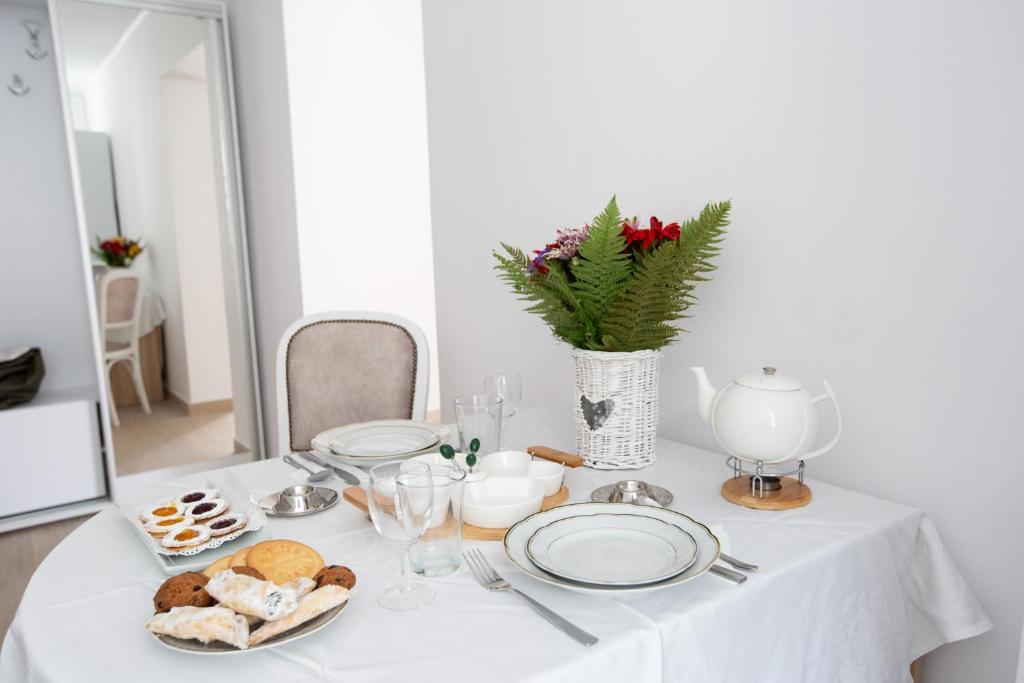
462;477;544;529
478;450;531;476
527;460;564;497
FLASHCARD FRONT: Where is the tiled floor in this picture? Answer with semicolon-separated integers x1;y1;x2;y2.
113;400;239;475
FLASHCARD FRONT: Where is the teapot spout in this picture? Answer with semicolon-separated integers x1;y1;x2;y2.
690;366;716;424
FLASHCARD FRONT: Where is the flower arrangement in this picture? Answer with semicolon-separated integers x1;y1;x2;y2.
494;196;731;352
92;235;143;267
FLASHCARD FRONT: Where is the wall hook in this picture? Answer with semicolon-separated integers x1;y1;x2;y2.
22;20;48;60
8;75;29;97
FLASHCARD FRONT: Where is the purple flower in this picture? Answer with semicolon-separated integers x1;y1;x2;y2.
529;246;551;274
547;225;590;260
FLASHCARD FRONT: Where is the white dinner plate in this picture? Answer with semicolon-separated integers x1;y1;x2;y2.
312;421;451;467
526;513;698;586
330;422;440;457
151;600;349;655
504;502;720;595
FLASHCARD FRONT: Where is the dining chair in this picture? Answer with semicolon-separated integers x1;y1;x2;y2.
275;311;429;456
97;270;151;427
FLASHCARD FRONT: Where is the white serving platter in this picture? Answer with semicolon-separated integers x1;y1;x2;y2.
119;471;267;574
526;513;698;587
504;502;720;595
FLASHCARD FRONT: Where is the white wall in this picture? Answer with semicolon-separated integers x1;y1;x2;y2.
222;0;303;456
422;1;1024;681
282;0;440;412
0;4;97;394
160;63;233;404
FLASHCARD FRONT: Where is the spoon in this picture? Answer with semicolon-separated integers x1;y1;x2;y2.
283;454;332;482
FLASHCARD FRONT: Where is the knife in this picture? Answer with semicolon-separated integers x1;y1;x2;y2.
708;564;748;584
298;451;360;486
719;553;759;572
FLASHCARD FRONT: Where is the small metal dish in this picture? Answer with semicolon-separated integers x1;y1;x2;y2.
258;485;339;517
591;480;674;507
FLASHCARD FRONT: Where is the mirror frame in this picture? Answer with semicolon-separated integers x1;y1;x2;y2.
48;0;265;498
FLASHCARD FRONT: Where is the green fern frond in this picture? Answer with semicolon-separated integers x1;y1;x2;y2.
569;197;631;346
493;198;731;352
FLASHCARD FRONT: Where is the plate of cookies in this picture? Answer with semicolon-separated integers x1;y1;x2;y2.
120;472;267;572
146;539;357;653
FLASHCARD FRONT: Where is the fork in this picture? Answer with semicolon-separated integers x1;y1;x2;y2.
463;548;599;647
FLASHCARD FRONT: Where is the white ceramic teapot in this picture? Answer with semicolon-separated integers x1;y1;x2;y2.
690;366;842;464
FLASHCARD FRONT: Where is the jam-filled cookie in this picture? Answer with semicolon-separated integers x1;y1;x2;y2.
313;565;357;590
207;513;246;537
161;524;213;549
144;514;194;536
185;498;228;522
140;501;184;522
176;488;219;506
153;571;214;613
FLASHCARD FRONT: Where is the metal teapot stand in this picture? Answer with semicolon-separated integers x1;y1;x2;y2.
721;456;812;511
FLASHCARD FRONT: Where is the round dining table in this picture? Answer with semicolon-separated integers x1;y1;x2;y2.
0;408;991;682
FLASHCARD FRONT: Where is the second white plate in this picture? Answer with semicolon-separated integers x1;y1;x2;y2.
526;513;698;586
330;422;440;457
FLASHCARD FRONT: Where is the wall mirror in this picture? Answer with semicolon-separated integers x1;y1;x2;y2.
51;0;263;482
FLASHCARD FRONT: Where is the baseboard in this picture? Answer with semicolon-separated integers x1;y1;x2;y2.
166;391;233;417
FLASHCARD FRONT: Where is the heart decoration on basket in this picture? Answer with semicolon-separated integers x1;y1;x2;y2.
580;396;614;431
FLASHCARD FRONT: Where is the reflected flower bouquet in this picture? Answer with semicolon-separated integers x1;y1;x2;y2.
93;235;144;267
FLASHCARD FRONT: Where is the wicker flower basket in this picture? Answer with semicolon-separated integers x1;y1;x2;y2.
572;348;662;469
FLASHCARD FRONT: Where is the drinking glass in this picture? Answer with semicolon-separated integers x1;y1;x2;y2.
454;394;503;456
411;464;466;577
482;370;522;449
367;461;435;610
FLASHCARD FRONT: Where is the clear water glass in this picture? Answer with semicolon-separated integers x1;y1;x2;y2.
367;461;435;610
454;394;503;456
411;464;466;577
482;370;523;449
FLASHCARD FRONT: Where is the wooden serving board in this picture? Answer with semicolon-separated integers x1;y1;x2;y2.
342;484;570;541
721;475;812;511
526;446;584;468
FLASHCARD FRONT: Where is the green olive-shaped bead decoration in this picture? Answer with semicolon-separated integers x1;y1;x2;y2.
469;438;481;453
465;452;478;469
439;444;455;459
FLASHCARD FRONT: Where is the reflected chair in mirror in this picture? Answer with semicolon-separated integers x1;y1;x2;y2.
275;311;429;456
97;270;151;427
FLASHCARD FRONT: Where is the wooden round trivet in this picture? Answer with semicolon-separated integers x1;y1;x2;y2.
721;475;812;511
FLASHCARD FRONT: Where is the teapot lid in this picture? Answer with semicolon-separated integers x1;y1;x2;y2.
733;367;803;391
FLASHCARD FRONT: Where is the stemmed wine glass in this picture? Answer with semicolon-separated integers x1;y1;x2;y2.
367;461;435;610
482;370;522;450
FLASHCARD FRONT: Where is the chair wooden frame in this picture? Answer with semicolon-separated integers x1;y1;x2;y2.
97;269;151;427
275;311;429;457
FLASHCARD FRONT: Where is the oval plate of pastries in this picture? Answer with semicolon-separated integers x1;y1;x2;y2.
146;539;356;654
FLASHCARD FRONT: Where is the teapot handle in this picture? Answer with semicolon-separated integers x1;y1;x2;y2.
802;380;842;461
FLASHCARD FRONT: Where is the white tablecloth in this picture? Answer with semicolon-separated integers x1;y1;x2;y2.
0;409;990;682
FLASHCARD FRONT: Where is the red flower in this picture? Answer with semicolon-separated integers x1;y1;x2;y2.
620;219;658;250
650;217;680;241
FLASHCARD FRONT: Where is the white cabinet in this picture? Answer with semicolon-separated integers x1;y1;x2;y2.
0;389;107;518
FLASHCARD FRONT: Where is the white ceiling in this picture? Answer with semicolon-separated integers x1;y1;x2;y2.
57;0;140;93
